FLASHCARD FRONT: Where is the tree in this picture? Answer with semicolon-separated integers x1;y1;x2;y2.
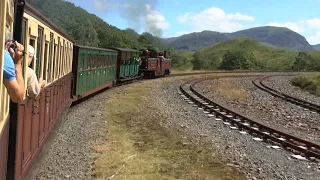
219;50;254;70
293;52;309;71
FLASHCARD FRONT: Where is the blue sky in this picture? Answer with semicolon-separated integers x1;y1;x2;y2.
65;0;320;45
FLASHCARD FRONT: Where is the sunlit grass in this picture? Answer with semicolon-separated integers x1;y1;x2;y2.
92;79;246;180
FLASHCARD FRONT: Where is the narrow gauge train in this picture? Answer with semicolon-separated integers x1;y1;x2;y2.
0;1;172;180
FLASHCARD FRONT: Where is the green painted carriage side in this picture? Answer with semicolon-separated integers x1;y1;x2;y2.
75;46;118;97
106;47;141;79
119;52;140;78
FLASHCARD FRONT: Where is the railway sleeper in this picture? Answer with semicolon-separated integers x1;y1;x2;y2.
180;80;320;162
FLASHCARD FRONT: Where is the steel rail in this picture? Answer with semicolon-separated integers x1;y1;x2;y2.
180;78;320;161
252;75;320;113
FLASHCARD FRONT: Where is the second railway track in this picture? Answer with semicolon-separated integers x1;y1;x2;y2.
180;77;320;162
252;75;320;113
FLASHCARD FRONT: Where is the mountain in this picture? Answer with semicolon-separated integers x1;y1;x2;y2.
162;31;229;52
313;44;320;50
163;26;314;52
192;37;320;70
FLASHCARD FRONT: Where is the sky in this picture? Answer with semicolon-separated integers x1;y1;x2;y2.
65;0;320;45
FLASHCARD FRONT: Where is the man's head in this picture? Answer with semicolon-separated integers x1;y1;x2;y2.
5;28;13;42
28;45;36;66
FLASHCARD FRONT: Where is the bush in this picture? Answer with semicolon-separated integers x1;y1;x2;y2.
291;75;320;96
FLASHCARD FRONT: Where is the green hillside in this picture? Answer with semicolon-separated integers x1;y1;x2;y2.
28;0;166;50
192;38;320;70
163;26;315;52
313;44;320;50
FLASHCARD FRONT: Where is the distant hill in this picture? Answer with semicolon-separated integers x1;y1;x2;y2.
313;44;320;50
191;37;320;70
162;31;229;51
163;26;314;52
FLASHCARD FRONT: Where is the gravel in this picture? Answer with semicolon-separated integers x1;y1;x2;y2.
32;75;320;180
154;76;320;180
263;75;320;106
194;76;320;144
34;85;130;180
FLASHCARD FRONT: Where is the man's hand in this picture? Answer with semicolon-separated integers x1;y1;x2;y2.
5;41;24;64
40;79;47;88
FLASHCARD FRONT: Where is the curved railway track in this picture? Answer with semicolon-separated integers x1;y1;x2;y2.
252;75;320;113
179;77;320;162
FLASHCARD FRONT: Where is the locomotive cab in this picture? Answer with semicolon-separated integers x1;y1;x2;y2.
139;49;171;78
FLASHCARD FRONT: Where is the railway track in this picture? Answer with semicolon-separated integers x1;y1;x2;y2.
179;77;320;162
252;75;320;113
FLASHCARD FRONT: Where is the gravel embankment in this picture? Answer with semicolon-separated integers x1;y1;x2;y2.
32;75;320;180
263;75;320;106
34;85;129;180
156;76;320;180
194;77;320;144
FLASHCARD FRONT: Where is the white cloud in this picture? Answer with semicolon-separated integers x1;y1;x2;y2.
93;0;107;10
305;18;320;30
144;4;169;36
177;7;254;32
266;21;306;33
306;32;320;45
93;0;131;10
177;13;191;23
175;31;191;36
265;19;320;44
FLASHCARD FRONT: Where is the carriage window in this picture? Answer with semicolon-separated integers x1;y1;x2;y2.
36;26;44;78
59;44;62;76
87;56;91;70
43;42;48;80
53;45;57;80
29;39;36;68
21;19;27;75
97;55;99;69
57;37;60;78
21;19;27;48
82;54;85;71
93;55;96;69
48;33;53;82
109;56;112;67
63;39;65;75
79;54;83;71
100;56;103;68
105;56;107;67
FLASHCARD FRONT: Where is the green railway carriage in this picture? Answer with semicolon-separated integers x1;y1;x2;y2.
107;47;141;81
72;45;118;99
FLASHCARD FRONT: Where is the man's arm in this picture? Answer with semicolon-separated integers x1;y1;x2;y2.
3;63;25;103
27;69;41;98
3;41;25;103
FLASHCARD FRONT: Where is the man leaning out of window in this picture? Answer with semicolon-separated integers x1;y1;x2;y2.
26;45;46;98
3;28;25;103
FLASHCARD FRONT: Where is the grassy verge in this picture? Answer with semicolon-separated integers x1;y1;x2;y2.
93;79;246;179
291;74;320;97
212;79;248;101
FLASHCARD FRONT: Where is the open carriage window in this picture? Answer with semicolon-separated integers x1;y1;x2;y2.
29;38;36;68
47;33;53;82
36;26;44;78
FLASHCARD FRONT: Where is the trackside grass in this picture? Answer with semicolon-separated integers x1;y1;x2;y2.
92;79;246;179
291;73;320;97
212;79;248;101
